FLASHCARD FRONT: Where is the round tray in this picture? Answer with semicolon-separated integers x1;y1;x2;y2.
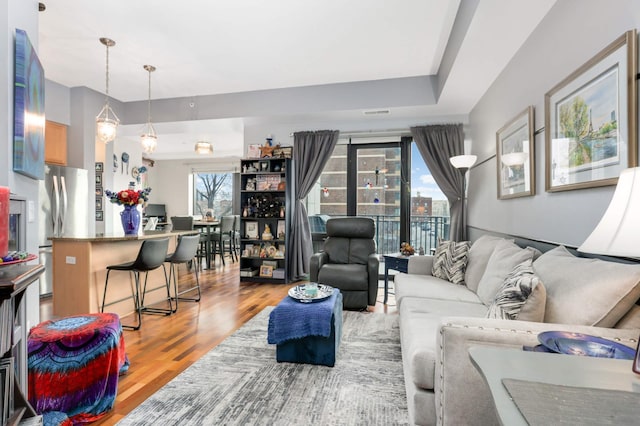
538;331;635;360
288;284;334;303
0;253;37;267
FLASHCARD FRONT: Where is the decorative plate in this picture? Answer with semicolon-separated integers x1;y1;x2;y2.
288;284;334;303
538;331;635;360
0;253;37;267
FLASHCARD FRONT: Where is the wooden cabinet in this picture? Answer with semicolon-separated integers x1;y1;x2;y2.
45;120;67;165
239;158;293;283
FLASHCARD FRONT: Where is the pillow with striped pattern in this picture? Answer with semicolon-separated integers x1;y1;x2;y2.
486;259;545;321
431;240;471;285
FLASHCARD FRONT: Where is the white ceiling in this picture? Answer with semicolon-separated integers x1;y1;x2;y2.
37;0;557;160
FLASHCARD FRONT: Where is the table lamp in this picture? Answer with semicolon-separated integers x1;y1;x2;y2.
577;167;640;373
578;167;640;257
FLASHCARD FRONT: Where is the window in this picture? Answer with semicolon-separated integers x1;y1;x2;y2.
304;136;450;253
192;172;234;218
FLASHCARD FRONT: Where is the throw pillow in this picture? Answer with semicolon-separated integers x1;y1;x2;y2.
486;259;544;321
533;246;640;327
431;240;471;285
476;240;537;305
464;235;511;293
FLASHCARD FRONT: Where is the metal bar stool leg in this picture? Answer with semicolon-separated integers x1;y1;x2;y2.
139;270;174;315
171;258;201;303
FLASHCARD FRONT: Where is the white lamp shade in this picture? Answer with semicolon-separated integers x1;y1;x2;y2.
501;152;529;167
450;154;477;169
141;134;157;154
578;167;640;257
96;117;118;143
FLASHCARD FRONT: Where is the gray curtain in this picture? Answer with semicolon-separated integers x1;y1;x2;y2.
410;124;466;241
291;130;339;279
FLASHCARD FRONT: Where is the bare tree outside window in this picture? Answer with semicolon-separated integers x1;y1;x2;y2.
193;173;233;218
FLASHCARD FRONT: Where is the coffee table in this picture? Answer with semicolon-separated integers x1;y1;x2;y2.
267;288;343;366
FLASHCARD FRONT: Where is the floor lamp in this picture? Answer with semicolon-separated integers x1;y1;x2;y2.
449;155;477;240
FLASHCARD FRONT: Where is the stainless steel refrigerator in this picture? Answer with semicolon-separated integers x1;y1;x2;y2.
38;165;90;296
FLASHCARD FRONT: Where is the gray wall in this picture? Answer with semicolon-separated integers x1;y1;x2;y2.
1;0;42;330
467;0;640;247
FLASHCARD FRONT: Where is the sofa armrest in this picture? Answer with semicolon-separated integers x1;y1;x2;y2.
367;253;380;306
407;255;434;275
436;317;639;426
309;252;328;282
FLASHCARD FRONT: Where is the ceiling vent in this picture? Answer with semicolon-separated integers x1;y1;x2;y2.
363;109;390;116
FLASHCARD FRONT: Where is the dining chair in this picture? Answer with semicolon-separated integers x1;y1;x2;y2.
171;216;194;231
101;237;170;330
163;234;201;311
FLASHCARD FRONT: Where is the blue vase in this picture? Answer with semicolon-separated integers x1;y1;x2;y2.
120;205;141;235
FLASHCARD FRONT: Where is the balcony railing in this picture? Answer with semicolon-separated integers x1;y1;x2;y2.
310;214;449;255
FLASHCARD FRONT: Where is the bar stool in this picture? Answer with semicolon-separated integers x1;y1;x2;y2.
101;238;170;330
210;215;236;265
163;234;201;311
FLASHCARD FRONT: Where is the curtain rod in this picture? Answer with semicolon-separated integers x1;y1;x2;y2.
289;128;411;138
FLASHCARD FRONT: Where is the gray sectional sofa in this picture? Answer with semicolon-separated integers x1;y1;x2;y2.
394;235;640;425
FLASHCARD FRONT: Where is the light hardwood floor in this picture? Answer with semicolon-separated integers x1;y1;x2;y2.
39;256;397;425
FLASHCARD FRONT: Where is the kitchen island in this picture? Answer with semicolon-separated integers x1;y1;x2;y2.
51;230;198;319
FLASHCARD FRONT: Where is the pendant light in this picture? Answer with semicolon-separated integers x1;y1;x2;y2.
95;37;119;144
140;64;157;153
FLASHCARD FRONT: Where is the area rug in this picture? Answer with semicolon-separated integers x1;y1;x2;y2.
118;308;407;425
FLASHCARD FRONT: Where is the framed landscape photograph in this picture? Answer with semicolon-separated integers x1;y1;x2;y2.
245;221;259;239
496;106;535;199
545;30;637;192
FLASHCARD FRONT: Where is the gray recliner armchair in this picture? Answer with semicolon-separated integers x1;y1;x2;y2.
309;217;379;310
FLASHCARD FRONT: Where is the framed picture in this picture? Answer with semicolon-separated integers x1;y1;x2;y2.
95;196;103;211
496;106;535;199
95;162;104;172
272;146;293;158
277;220;285;239
245;221;259;239
95;174;102;185
13;29;45;180
247;144;261;158
95;186;103;196
259;265;273;278
545;30;637;192
96;210;103;221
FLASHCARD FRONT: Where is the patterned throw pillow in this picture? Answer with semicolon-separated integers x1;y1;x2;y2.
486;259;543;320
431;240;471;285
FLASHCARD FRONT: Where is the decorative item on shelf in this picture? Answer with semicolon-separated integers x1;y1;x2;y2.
245;178;255;191
242;206;249;217
273;164;281;172
247;144;261;158
105;182;151;235
321;187;330;197
140;64;158;154
279;206;285;218
260;141;279;158
277;181;286;191
262;224;273;240
96;37;119;144
400;242;415;256
373;193;380;204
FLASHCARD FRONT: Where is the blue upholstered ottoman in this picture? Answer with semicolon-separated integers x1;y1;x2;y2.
267;289;343;366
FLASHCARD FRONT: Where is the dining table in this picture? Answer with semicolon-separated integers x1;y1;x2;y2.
193;220;220;269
